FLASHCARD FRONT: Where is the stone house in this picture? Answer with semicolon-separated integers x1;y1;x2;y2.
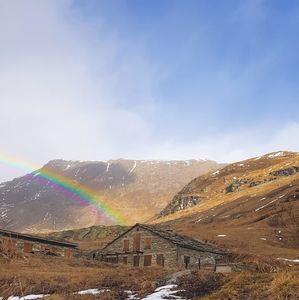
94;223;226;269
0;228;77;258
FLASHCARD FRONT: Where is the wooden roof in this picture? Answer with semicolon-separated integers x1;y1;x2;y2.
0;228;77;249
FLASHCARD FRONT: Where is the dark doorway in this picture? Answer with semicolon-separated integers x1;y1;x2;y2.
156;254;165;267
144;255;152;266
24;242;33;253
133;233;141;251
133;255;140;267
184;256;190;269
123;239;130;251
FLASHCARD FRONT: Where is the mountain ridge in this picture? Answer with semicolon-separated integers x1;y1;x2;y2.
0;158;221;233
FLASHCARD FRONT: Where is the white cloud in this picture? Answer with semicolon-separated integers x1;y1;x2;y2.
145;122;299;163
0;0;156;181
0;1;298;183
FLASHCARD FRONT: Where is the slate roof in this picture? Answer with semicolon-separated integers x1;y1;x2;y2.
103;223;226;255
139;224;225;255
0;228;77;249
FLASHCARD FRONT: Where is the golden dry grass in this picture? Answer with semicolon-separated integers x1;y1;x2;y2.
175;270;299;300
0;254;169;299
1;251;298;299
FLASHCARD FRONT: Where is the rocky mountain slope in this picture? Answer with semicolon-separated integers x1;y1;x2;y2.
155;151;299;259
0;158;221;233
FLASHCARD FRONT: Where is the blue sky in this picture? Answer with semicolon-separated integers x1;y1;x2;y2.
73;0;299;139
0;0;298;181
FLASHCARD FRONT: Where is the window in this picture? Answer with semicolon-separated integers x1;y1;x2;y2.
3;239;16;251
23;242;33;253
156;254;165;267
133;255;140;267
144;255;152;267
123;239;129;251
122;256;128;264
184;256;190;269
107;256;118;264
65;249;73;259
144;237;152;250
133;233;141;251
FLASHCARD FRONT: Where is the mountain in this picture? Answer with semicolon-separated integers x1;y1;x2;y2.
0;158;221;233
156;151;299;258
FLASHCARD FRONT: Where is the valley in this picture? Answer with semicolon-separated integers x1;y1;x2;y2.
0;151;298;299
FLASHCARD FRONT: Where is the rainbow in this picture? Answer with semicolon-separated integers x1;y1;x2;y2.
0;152;130;225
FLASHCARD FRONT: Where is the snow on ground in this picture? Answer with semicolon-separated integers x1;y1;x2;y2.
125;291;139;299
77;289;109;295
277;258;299;263
141;285;184;299
7;295;48;300
184;160;190;166
3;286;186;300
212;170;219;176
129;161;137;174
255;198;279;211
268;152;284;158
4;289;109;300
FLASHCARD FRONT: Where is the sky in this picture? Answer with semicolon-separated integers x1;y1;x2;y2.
0;0;298;182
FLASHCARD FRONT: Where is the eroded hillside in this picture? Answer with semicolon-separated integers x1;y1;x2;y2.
156;151;299;258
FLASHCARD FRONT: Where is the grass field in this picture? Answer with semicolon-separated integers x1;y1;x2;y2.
0;253;169;299
1;250;298;299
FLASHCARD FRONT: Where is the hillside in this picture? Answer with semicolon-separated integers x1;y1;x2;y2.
155;151;299;259
0;158;221;233
47;224;129;250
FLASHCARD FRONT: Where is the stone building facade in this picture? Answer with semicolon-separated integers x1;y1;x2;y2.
0;228;77;258
94;224;226;270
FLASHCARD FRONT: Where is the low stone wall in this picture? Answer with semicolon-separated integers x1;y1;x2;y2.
216;265;232;273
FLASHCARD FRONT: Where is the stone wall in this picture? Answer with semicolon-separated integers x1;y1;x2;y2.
177;246;218;270
99;225;221;270
0;236;75;258
102;225;178;268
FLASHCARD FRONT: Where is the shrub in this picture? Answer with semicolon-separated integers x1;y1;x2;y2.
176;271;225;298
270;271;299;300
